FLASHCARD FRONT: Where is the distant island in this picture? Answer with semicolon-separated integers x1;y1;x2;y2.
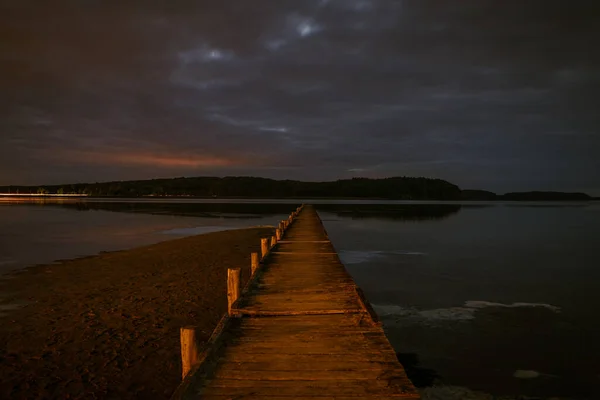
460;189;592;201
0;176;593;201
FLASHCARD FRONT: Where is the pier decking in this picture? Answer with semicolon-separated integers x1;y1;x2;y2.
173;205;419;399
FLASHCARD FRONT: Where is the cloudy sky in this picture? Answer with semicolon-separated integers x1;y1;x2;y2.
1;0;599;194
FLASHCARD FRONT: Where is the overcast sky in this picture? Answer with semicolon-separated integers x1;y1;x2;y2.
1;0;599;194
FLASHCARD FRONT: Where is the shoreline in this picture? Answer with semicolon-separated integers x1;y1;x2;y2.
0;227;274;399
2;194;598;202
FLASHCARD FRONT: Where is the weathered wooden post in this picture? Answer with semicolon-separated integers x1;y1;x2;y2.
251;252;259;276
261;238;269;259
276;228;282;241
180;327;199;379
270;235;277;248
227;268;241;316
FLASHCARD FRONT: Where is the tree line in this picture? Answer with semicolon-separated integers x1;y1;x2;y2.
0;176;462;200
0;176;591;201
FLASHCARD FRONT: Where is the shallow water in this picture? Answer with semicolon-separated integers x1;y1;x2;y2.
1;198;599;398
0;199;289;274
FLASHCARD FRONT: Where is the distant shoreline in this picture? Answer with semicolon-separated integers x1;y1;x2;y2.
1;176;594;201
1;193;597;201
0;193;89;197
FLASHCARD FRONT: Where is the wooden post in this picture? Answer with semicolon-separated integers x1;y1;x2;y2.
270;235;277;248
276;228;282;241
227;268;241;315
180;327;198;379
251;252;259;276
261;238;269;259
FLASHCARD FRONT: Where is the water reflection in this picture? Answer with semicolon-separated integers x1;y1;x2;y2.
1;198;464;221
314;203;461;221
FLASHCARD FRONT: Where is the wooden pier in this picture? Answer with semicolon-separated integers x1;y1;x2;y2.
172;205;419;399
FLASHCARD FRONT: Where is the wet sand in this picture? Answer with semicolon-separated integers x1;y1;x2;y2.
0;227;273;399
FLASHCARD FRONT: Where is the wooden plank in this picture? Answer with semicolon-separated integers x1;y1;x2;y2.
228;328;382;336
218;350;399;359
219;341;397;353
225;336;393;348
252;285;357;292
277;240;332;243
244;293;358;301
201;378;418;389
233;308;365;317
244;296;362;305
226;333;393;345
214;360;402;371
241;302;363;311
198;379;419;397
236;314;369;324
211;369;408;381
216;352;400;364
271;252;339;255
199;396;416;400
256;278;356;285
217;343;398;356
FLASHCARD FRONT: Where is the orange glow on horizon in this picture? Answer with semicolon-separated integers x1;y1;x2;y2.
102;153;238;168
46;149;245;168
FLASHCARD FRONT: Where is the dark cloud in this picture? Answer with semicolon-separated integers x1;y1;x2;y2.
1;0;599;194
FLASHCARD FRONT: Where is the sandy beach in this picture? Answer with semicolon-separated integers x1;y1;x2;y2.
0;227;273;399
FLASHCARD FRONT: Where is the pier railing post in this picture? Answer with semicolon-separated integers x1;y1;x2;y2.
251;252;259;276
270;235;277;248
180;327;199;379
227;268;241;316
276;228;282;241
261;238;269;259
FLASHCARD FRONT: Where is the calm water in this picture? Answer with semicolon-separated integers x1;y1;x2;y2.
1;198;599;399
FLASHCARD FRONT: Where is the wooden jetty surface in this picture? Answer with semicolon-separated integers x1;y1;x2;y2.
173;205;420;399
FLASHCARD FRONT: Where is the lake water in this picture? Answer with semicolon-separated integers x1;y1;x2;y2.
1;198;599;399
